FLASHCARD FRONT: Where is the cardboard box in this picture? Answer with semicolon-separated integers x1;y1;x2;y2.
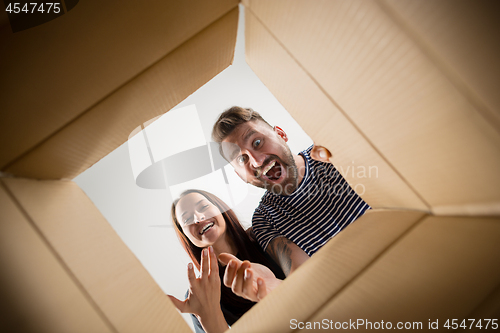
1;0;499;332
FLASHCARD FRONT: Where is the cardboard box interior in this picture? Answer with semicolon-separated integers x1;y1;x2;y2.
1;0;499;332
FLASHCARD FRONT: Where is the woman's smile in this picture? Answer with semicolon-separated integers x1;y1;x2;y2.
175;192;227;250
199;221;214;235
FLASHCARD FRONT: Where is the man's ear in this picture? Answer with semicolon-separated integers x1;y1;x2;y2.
273;126;288;142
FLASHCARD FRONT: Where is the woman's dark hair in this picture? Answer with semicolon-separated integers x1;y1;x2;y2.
171;189;285;325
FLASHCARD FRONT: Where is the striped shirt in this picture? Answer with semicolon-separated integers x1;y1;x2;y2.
252;145;371;256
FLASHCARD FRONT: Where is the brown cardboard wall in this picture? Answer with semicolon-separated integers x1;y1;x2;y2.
0;182;113;333
1;178;191;333
307;215;500;326
379;0;500;131
0;0;238;172
232;212;500;332
245;9;429;211
469;285;500;318
231;210;426;333
2;7;239;180
244;0;500;215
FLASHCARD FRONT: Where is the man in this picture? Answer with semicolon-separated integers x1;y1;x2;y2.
213;106;370;301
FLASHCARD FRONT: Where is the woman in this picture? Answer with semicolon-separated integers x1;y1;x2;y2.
168;189;285;333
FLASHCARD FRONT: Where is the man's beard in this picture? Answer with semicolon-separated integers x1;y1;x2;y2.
254;146;299;196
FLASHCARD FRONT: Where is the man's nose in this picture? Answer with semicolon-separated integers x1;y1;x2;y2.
248;151;265;169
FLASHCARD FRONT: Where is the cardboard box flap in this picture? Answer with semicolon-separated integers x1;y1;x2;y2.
0;181;113;333
3;7;239;180
245;7;429;211
0;0;238;177
2;178;192;333
308;215;500;324
380;0;500;131
231;209;426;333
244;0;500;214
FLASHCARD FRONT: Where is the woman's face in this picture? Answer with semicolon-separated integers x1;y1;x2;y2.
175;193;227;249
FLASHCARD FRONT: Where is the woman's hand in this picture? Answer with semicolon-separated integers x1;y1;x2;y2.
218;253;282;303
168;246;228;333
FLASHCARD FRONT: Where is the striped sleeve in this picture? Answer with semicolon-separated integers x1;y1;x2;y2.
251;208;282;252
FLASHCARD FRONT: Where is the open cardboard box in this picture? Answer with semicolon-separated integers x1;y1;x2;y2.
1;0;500;332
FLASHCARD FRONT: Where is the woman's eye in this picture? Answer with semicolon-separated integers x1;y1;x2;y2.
200;205;209;212
183;217;193;225
253;139;261;148
237;155;246;164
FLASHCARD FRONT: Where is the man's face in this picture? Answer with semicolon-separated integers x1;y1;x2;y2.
221;120;299;195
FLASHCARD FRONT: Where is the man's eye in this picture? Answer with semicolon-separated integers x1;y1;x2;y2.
253;139;261;148
237;155;246;164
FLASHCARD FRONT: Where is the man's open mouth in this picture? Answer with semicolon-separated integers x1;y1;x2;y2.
261;160;284;182
199;222;214;235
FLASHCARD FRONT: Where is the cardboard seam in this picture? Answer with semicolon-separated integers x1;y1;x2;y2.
368;206;429;214
290;213;429;332
244;5;432;213
431;208;500;218
1;5;239;176
374;0;500;135
0;179;119;333
467;282;500;318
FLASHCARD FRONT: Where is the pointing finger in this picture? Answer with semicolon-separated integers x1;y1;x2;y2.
242;268;256;301
218;253;241;266
223;260;238;288
256;278;268;301
232;261;250;296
